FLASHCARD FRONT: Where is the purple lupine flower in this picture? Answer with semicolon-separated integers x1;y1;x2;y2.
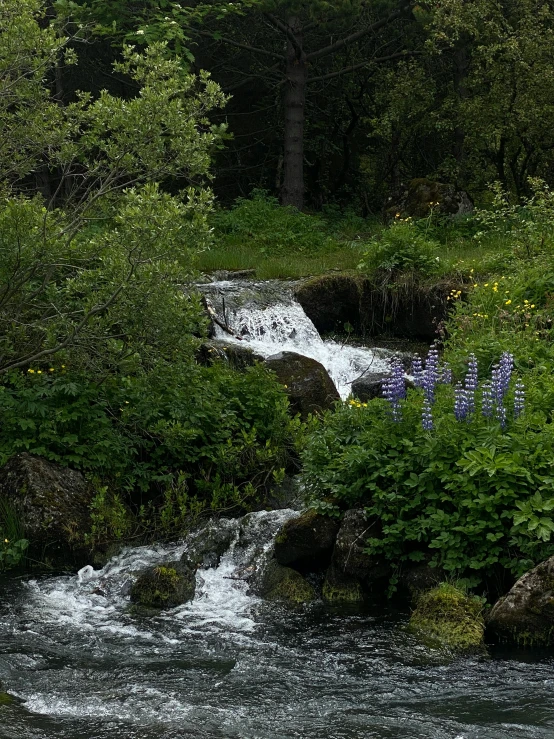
495;401;507;428
498;352;514;399
423;347;440;404
382;357;406;422
440;362;453;385
464;353;478;416
481;382;493;418
411;356;424;388
422;398;434;430
454;382;469;421
514;379;525;418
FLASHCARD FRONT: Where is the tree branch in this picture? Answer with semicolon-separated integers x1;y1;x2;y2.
306;6;410;62
197;30;285;61
264;13;303;58
307;50;422;84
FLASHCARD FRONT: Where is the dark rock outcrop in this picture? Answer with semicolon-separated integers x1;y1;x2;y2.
251;559;316;604
351;373;389;403
388;178;474;219
409;583;485;652
265;351;340;418
130;560;196;610
295;275;362;334
296;274;453;342
322;510;390;600
0;453;93;561
273;509;339;571
487;556;554;646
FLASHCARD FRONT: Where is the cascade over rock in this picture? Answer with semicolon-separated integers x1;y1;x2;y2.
0;452;93;563
487;556;554;646
265;351;340;418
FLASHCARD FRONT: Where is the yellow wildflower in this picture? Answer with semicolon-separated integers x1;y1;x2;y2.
505;300;512;305
27;369;35;374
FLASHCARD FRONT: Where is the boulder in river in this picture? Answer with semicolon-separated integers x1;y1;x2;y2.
264;351;340;418
252;559;316;604
295;274;362;334
182;518;237;570
487;556;554;646
351;372;389;402
130;560;196;610
387;178;474;219
409;583;485;652
273;509;339;571
322;563;364;603
0;453;93;562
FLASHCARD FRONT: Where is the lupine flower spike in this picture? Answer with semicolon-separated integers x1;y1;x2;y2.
382;357;406;422
514;380;525;418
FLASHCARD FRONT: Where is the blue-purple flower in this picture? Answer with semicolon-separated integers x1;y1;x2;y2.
382;357;406;421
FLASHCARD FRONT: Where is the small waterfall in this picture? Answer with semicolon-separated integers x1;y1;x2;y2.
201;279;392;398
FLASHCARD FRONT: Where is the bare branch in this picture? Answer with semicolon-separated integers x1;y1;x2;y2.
197;30;285;61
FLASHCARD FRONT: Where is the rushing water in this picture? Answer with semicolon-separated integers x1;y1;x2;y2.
1;511;554;739
201;280;393;398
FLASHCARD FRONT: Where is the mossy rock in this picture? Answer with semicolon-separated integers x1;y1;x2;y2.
253;560;316;604
487;555;554;646
409;583;485;652
322;567;364;604
130;560;196;610
273;509;339;570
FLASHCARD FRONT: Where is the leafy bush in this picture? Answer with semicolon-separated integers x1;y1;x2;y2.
358;220;441;277
212;190;334;254
0;499;28;571
302;373;554;586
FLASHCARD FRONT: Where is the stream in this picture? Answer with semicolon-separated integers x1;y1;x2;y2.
1;280;554;738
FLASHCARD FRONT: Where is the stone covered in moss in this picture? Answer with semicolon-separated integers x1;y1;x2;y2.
322;564;363;603
273;509;339;570
409;583;485;652
488;556;554;646
253;559;316;604
130;560;196;610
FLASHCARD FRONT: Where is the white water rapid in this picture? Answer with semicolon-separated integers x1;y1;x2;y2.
205;280;392;398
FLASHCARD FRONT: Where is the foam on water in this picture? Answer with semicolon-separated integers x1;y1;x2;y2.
214;300;390;398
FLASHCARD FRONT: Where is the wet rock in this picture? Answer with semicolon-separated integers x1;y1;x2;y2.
330;509;390;586
252;559;316;604
0;453;93;561
295;275;361;334
388;178;474;219
273;509;339;570
409;583;485;652
399;564;441;600
351;373;389;402
264;351;340;418
182;518;237;570
196;340;263;370
322;563;364;603
487;556;554;646
210;269;256;281
130;560;196;610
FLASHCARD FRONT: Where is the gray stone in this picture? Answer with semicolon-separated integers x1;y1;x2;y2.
273;509;339;570
487;556;554;646
182;518;237;570
196;340;263;370
250;559;316;604
351;373;389;402
0;453;93;559
265;351;340;418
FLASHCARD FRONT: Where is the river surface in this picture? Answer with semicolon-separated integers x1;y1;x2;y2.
0;510;554;739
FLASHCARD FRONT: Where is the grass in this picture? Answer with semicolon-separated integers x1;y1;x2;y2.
197;238;365;279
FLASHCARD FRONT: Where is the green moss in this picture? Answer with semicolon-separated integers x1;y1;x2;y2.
130;562;196;610
266;569;316;604
0;692;15;706
322;578;363;603
409;583;485;652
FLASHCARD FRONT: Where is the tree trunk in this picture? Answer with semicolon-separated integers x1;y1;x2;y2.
281;16;306;210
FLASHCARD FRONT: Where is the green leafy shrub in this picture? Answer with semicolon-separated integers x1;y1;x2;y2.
358;220;441;277
301;385;554;586
0;499;28;571
212;190;334;255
